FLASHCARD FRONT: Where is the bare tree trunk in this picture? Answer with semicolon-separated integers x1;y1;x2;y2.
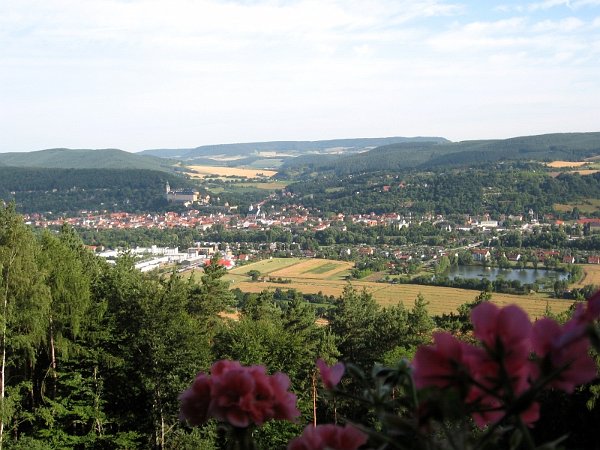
49;315;57;399
93;366;103;436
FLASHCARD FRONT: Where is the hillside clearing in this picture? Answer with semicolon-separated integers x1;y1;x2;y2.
186;165;278;178
546;161;589;168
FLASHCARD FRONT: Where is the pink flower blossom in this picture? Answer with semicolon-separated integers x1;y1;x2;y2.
178;373;212;426
532;317;598;393
467;303;539;427
316;358;345;390
179;360;299;428
287;424;368;450
587;289;600;321
412;332;473;390
471;303;532;371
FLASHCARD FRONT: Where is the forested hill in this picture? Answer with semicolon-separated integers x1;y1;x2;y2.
0;167;194;214
0;148;177;172
139;136;449;159
280;132;600;175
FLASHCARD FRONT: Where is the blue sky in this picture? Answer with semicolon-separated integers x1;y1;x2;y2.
1;0;599;152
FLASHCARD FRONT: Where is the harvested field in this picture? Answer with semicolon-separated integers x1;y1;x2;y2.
572;264;600;288
549;169;600;177
223;258;573;318
269;259;353;280
546;161;589;168
186;165;277;178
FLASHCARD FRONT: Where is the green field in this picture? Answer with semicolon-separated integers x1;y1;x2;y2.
235;181;288;190
303;262;342;274
554;198;600;214
230;258;303;275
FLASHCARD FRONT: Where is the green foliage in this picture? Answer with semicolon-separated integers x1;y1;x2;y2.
0;148;175;172
0;167;192;215
283;132;600;175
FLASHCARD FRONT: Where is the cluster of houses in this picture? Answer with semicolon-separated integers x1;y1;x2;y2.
23;203;600;273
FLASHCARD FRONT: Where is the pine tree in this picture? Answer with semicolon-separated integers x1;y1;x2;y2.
0;204;50;449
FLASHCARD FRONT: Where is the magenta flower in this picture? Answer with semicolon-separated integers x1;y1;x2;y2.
412;332;473;390
179;373;212;426
316;358;345;390
471;303;532;371
179;360;300;428
532;317;598;393
288;424;368;450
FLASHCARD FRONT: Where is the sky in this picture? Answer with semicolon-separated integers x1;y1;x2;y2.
1;0;599;152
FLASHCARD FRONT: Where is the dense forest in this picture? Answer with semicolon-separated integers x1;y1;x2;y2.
139;137;448;159
1;205;599;449
0;168;195;215
276;165;600;217
0;149;175;172
279;132;600;175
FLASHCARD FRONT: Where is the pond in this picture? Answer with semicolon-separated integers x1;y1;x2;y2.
446;265;569;285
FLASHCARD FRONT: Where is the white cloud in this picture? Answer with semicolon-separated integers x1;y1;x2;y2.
527;0;571;11
532;17;584;31
1;0;599;150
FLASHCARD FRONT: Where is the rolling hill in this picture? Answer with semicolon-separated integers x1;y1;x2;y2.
0;148;178;172
280;132;600;175
139;136;449;160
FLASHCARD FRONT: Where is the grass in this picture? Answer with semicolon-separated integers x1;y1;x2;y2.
304;262;343;274
235;181;288;190
553;198;600;214
229;258;303;276
220;258;575;318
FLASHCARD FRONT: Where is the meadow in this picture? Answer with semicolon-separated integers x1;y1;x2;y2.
553;198;600;214
223;258;575;318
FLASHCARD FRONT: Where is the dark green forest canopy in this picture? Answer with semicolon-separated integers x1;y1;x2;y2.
139;136;449;159
0;167;195;214
0;147;178;172
278;166;600;216
280;132;600;176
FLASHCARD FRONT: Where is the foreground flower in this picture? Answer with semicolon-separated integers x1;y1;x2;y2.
412;332;472;390
471;302;532;371
532;317;598;393
287;424;368;450
179;360;300;428
316;358;345;390
178;373;212;426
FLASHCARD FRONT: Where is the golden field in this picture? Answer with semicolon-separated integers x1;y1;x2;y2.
546;161;589;168
572;264;600;288
224;258;574;318
549;169;600;177
186;165;278;179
